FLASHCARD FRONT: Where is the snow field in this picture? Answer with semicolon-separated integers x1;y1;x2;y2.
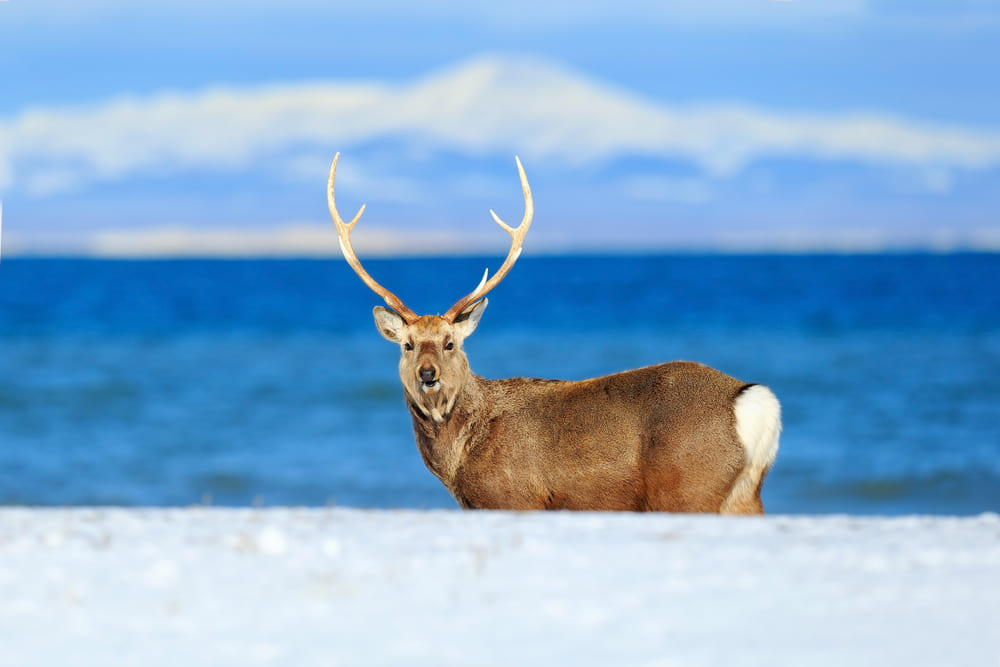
0;508;998;666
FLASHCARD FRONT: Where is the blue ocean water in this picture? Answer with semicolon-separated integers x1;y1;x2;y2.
0;254;997;515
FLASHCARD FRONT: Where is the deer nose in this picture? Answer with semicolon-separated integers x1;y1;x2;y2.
419;367;438;384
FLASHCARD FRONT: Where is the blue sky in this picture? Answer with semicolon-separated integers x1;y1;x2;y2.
2;0;1000;255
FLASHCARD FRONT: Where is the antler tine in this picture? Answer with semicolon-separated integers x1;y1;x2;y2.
444;156;534;322
328;153;419;323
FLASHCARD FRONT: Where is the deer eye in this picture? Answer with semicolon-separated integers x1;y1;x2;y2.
404;341;414;351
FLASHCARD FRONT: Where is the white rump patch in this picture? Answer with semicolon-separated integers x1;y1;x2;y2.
733;385;781;472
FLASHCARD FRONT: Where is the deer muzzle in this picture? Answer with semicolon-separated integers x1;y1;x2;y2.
419;366;441;393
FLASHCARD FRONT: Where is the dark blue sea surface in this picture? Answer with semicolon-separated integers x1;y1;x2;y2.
1;254;998;514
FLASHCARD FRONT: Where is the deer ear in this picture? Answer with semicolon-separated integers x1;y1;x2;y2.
373;306;406;343
453;298;487;339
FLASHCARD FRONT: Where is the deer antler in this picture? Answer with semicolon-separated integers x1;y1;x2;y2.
328;153;419;323
443;157;534;321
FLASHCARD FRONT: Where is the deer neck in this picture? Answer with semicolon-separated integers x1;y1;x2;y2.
406;374;487;489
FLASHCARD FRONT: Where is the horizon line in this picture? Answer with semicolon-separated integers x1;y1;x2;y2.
4;244;998;260
3;222;998;259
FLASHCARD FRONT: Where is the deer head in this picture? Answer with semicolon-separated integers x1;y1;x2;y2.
327;154;533;422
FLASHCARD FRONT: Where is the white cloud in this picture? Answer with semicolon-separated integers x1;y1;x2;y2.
12;220;995;257
88;225;343;258
3;54;1000;198
79;224;499;258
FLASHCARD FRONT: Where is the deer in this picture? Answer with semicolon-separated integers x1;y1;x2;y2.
327;153;781;514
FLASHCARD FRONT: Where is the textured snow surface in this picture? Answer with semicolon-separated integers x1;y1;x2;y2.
1;509;998;666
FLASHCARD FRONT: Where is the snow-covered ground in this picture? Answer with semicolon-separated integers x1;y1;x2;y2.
1;509;997;666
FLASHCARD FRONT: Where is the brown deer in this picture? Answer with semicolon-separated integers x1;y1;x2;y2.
327;153;781;513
